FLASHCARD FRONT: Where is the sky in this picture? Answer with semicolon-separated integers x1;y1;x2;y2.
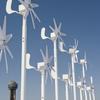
0;0;100;100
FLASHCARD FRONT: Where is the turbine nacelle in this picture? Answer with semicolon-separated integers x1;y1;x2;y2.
37;62;46;71
69;48;79;54
77;81;82;86
87;86;91;91
18;4;26;15
50;32;57;40
77;81;84;90
80;59;87;64
62;74;69;81
41;27;57;41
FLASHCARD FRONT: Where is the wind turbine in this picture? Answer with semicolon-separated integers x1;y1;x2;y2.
0;16;13;73
59;39;79;100
58;63;73;100
77;81;83;100
87;76;96;100
37;46;53;100
6;0;40;100
62;74;69;100
80;53;88;100
41;18;65;100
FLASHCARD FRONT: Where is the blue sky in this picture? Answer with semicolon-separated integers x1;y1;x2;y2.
0;0;100;100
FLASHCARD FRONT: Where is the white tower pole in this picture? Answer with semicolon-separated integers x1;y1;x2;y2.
41;70;45;100
84;86;88;100
65;81;69;100
89;91;92;100
92;89;95;100
79;89;83;100
90;77;95;100
82;64;85;78
54;40;59;100
82;64;88;100
71;54;77;100
20;16;27;100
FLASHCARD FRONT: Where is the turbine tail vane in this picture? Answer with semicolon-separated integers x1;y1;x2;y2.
6;0;18;14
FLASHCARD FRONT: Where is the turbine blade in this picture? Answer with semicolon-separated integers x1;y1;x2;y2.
30;11;35;29
6;46;13;59
74;39;78;49
53;18;57;29
90;76;93;85
3;16;6;35
31;9;40;22
76;39;78;49
60;32;66;36
6;34;12;43
85;63;87;71
49;25;54;32
18;0;27;7
45;70;48;84
58;22;62;31
48;68;53;84
75;54;78;63
46;45;49;61
31;3;39;8
4;49;8;73
25;0;30;4
84;52;87;61
40;49;45;62
24;10;29;18
0;50;3;62
49;56;53;64
50;66;56;80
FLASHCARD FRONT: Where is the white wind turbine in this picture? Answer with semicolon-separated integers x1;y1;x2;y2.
87;76;96;100
80;53;88;100
26;46;54;100
6;0;40;100
59;39;79;100
57;62;74;100
0;16;13;73
62;74;70;100
61;65;73;100
77;81;84;100
41;18;66;100
37;46;54;100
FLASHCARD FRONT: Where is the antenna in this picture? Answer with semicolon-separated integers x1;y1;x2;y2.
37;46;53;100
0;16;13;73
6;0;40;100
41;18;65;100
